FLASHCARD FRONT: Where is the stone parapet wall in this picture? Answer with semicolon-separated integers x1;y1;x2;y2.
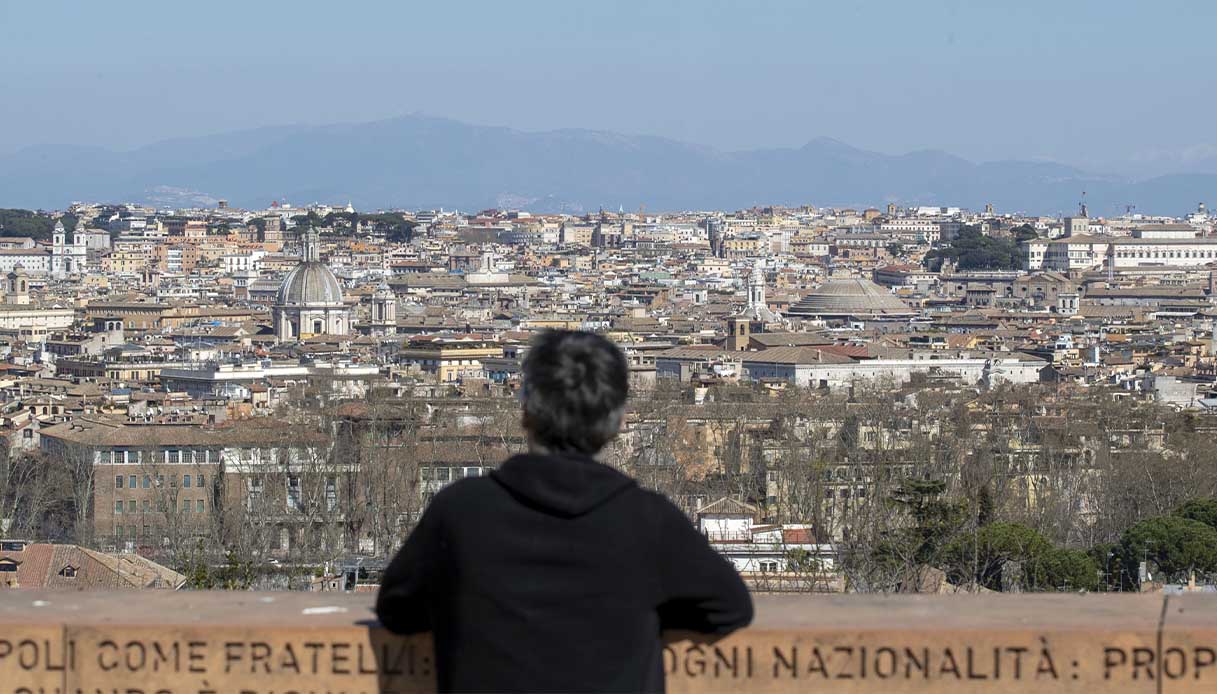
0;591;1214;692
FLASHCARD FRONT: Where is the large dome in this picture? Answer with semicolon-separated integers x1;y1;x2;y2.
788;276;912;318
277;261;344;306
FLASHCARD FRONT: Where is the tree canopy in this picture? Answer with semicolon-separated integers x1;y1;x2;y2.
0;209;77;241
1173;498;1217;531
924;226;1021;271
288;211;416;243
1120;515;1217;583
1011;224;1040;243
944;522;1098;591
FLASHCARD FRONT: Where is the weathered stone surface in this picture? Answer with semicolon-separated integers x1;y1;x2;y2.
663;594;1167;693
0;590;1213;693
1159;593;1217;692
0;623;72;694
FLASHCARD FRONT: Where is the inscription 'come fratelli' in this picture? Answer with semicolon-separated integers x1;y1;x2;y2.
0;637;431;677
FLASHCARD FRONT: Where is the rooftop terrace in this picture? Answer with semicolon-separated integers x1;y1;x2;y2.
1;591;1214;692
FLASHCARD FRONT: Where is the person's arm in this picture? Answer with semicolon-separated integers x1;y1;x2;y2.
654;496;753;634
375;506;441;634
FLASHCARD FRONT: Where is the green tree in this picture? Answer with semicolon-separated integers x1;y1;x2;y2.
1088;542;1122;591
925;227;1020;271
874;479;967;569
1041;548;1100;591
1011;224;1039;243
944;522;1098;591
0;209;74;241
1173;498;1217;531
1120;515;1217;584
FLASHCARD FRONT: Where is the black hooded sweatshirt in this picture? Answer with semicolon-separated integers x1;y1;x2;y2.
375;452;754;693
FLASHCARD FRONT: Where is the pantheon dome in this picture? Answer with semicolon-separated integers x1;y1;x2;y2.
273;228;351;340
787;276;913;320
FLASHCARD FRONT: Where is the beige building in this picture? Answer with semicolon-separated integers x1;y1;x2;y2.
398;337;504;383
0;304;76;338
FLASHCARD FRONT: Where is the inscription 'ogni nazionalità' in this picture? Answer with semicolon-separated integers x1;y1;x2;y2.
663;640;1217;684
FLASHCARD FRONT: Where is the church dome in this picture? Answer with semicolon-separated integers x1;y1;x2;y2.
788;276;912;318
277;262;344;306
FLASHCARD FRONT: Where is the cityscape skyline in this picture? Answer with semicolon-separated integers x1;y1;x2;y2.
1;112;1213;216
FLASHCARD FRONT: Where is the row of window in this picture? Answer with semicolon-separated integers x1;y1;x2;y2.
101;449;221;465
824;487;867;500
115;473;205;489
420;466;486;482
1113;249;1217;259
114;498;206;514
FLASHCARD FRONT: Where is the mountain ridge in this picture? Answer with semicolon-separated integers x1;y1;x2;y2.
0;114;1212;215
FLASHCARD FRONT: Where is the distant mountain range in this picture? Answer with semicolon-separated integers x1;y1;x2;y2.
0;114;1213;215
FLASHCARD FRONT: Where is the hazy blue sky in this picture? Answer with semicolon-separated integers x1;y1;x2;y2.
2;0;1215;176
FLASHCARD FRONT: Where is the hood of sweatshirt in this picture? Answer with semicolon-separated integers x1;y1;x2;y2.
491;452;637;519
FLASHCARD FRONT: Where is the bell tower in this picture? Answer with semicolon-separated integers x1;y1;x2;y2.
5;266;29;305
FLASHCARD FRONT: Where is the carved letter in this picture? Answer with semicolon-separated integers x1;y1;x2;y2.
1162;648;1186;680
1132;647;1155;680
1195;648;1216;680
772;646;796;678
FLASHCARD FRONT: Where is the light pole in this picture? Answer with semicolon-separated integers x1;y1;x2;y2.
1142;540;1156;587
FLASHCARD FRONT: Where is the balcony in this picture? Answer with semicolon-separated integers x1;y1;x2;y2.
0;590;1214;692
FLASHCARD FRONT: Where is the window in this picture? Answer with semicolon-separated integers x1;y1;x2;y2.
0;561;17;573
247;478;263;509
58;566;77;578
169;475;177;488
115;501;123;514
127;500;136;513
156;475;164;488
325;477;337;512
196;474;205;488
115;475;124;489
142;475;151;489
142;500;151;512
128;475;137;489
182;500;191;514
196;499;205;514
287;476;301;510
183;474;191;489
